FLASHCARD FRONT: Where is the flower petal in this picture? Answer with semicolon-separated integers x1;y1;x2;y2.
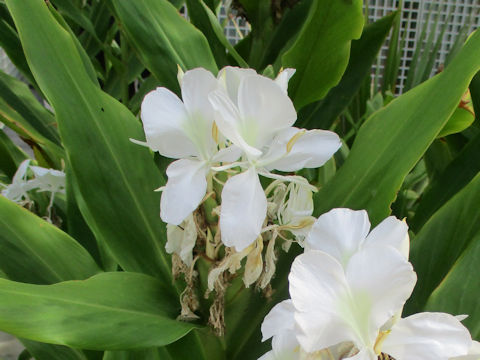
141;87;198;158
365;216;410;259
345;246;417;346
160;159;207;225
275;68;296;94
211;145;242;163
166;213;197;266
217;66;257;104
238;75;297;148
209;90;263;158
264;128;341;172
305;208;371;267
382;313;472;360
289;251;356;352
261;300;295;341
220;168;267;250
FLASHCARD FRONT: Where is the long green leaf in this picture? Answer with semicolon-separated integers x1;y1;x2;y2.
111;0;218;92
411;132;480;231
0;272;197;350
0;128;28;179
282;0;364;109
6;0;174;282
298;12;396;129
313;29;480;226
424;231;480;339
405;174;480;314
0;195;101;284
20;340;90;360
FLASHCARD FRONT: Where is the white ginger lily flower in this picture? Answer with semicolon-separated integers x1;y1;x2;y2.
289;249;472;360
139;68;240;225
305;208;410;267
29;166;66;194
209;67;341;251
451;341;480;360
1;160;35;203
166;213;197;266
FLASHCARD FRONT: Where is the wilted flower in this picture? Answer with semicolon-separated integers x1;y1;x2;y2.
1;160;34;203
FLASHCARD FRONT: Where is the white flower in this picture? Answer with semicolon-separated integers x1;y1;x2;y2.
29;166;66;194
305;208;410;267
1;160;35;203
166;213;197;266
288;249;472;360
451;341;480;360
139;68;240;225
209;67;341;251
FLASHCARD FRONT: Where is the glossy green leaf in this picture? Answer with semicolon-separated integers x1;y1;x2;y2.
424;231;480;339
282;0;364;109
411;132;480;231
6;0;174;282
313;29;480;226
298;12;396;129
405;174;480;314
103;349;166;360
437;107;475;138
111;0;217;91
0;272;197;350
0;195;101;284
20;340;90;360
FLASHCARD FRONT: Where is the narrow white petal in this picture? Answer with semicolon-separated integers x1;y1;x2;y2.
305;208;371;267
12;159;31;183
238;75;297;148
345;246;417;345
220;168;267;250
289;251;356;352
211;145;242;163
141;87;198;158
274;68;296;94
365;216;410;259
382;313;472;360
166;214;197;266
160;159;207;225
261;300;295;341
265;129;341;172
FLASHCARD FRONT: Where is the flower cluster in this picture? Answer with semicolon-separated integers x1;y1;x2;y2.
137;66;341;329
1;159;66;219
259;208;480;360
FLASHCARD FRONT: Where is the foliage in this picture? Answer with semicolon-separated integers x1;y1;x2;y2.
0;0;479;358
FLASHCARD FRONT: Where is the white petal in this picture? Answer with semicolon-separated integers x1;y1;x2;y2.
305;208;371;267
211;145;242;163
289;251;356;352
264;128;341;172
238;75;297;149
382;313;472;360
271;330;300;360
30;166;66;193
141;87;198;158
345;246;417;346
166;214;197;266
217;66;257;104
261;300;295;341
209;90;263;158
346;348;377;360
258;350;276;360
275;68;296;94
160;159;207;225
451;341;480;360
180;68;218;158
12;159;31;183
220;168;267;251
365;216;410;259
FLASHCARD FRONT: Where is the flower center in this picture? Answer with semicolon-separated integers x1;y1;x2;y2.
377;353;396;360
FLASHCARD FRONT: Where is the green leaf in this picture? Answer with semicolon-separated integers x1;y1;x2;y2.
111;0;217;92
437;89;475;138
103;348;166;360
424;231;480;339
405;174;480;314
298;12;396;129
411;132;480;231
0;128;28;179
0;195;101;284
0;272;197;350
313;29;480;226
20;340;90;360
0;70;60;145
282;0;364;109
6;0;175;282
